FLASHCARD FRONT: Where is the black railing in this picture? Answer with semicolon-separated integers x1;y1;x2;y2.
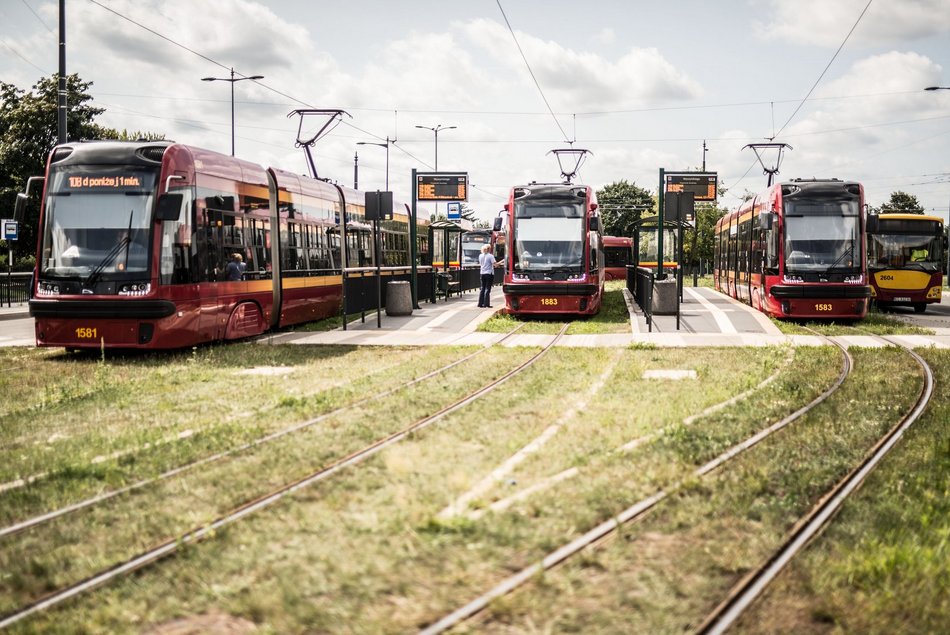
634;266;654;332
1;272;31;307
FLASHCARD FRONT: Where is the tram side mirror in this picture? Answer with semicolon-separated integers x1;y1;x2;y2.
866;215;879;233
155;193;183;221
493;217;503;232
13;193;30;222
758;211;773;231
589;217;601;232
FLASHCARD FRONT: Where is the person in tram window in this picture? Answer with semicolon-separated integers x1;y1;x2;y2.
478;244;498;308
225;252;244;281
911;247;929;262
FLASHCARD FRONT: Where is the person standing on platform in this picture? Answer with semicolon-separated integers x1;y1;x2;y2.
478;244;498;308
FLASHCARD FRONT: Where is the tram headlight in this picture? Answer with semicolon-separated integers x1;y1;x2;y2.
37;282;61;296
568;273;584;280
119;282;151;296
843;274;864;284
782;275;803;283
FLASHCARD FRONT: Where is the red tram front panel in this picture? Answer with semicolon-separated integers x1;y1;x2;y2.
713;178;871;320
501;184;604;316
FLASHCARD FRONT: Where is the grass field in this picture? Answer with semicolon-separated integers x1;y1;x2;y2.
0;336;946;632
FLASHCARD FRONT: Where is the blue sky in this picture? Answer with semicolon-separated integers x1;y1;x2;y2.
1;0;949;222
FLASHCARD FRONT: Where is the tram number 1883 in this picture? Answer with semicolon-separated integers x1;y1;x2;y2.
540;298;558;306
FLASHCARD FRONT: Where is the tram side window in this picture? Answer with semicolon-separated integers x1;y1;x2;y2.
248;218;271;277
159;187;194;285
283;222;305;271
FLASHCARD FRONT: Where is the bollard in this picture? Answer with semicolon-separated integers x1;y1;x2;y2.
386;281;413;316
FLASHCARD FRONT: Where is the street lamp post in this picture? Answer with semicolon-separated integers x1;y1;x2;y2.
925;87;950;279
201;68;264;156
415;124;456;172
356;137;396;190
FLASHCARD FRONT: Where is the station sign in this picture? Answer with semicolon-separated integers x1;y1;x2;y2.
2;219;17;241
364;191;393;221
665;172;717;202
446;202;461;220
416;172;468;202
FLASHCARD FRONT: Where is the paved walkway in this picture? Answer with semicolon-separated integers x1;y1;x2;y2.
265;287;950;350
7;292;950;349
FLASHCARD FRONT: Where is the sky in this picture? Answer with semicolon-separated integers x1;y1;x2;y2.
1;0;949;224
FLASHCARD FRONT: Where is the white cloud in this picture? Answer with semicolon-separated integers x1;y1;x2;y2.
459;18;703;112
756;0;950;47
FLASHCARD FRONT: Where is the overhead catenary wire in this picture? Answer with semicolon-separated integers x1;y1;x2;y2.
495;0;570;142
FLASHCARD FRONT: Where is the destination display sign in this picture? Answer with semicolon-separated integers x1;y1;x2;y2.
65;174;147;190
665;172;717;202
416;172;468;202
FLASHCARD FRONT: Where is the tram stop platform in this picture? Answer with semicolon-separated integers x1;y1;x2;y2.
262;284;950;349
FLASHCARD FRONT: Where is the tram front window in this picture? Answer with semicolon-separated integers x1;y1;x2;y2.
461;238;488;265
513;217;583;271
41;167;157;280
783;200;860;272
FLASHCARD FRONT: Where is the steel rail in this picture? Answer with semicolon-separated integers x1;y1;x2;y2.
419;334;852;635
696;335;934;634
0;325;527;539
0;324;565;629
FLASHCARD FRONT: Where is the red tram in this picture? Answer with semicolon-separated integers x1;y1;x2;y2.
28;141;428;349
713;178;871;319
500;183;604;315
603;236;632;281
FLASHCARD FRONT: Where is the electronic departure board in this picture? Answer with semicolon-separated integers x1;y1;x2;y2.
665;172;717;202
416;172;468;201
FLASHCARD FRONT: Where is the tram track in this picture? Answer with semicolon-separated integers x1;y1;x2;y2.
694;332;935;634
0;324;566;629
418;333;852;634
0;327;529;538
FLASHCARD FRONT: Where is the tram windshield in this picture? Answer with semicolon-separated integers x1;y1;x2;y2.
512;200;584;272
868;233;942;271
460;233;490;265
40;166;158;280
783;200;860;272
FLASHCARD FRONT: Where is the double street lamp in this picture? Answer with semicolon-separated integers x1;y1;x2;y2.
201;68;264;156
415;124;456;171
356;137;396;190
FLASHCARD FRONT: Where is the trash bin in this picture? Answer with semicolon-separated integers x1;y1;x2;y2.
386;280;412;316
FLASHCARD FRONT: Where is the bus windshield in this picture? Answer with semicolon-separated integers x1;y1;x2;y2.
868;233;943;271
512;200;584;272
41;167;158;279
783;200;860;273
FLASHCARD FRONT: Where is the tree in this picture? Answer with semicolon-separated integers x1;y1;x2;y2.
871;190;926;215
596;180;656;237
0;74;162;264
683;202;727;264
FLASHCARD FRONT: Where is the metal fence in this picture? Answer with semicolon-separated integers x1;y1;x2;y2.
631;266;654;332
0;272;31;307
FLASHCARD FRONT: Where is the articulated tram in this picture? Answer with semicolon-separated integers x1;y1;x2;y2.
714;178;871;319
28;141;429;349
866;213;943;313
501;183;604;316
603;236;632;281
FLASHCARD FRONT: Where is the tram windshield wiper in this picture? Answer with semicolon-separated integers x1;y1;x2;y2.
826;241;855;270
83;211;134;290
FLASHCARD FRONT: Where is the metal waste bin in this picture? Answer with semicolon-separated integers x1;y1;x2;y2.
386;280;412;316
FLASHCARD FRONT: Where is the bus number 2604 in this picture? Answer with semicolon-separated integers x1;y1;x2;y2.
75;327;98;339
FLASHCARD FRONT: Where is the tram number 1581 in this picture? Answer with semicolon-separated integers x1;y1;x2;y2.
540;298;558;306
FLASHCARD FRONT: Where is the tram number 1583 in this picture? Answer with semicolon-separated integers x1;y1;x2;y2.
814;303;834;312
540;298;558;306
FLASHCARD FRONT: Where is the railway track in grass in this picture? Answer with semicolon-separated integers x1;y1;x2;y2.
418;330;853;634
695;334;935;634
0;326;531;538
0;324;565;629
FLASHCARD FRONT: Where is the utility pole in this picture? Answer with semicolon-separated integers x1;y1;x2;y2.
353;151;358;189
57;0;66;144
